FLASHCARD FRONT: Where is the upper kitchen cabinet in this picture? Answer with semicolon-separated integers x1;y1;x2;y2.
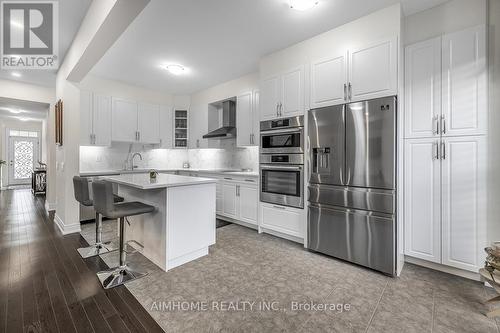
442;25;487;137
236;89;260;147
159;105;173;148
189;106;207;149
260;76;280;120
309;37;397;109
310;53;348;108
112;98;138;142
80;90;112;146
111;98;161;144
405;25;487;138
348;37;397;102
174;110;189;148
405;37;442;139
137;103;160;144
260;66;304;120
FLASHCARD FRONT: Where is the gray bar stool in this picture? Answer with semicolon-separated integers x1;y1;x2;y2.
92;180;155;289
73;176;124;258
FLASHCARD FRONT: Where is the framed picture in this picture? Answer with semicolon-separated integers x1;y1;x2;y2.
55;99;63;145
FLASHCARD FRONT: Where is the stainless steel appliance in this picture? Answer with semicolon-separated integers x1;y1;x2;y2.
202;100;236;139
260;116;305;208
307;96;397;275
260;116;304;154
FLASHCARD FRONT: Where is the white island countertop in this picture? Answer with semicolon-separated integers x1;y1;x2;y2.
102;173;217;190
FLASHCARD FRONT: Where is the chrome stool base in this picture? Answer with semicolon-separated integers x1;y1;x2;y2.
96;265;147;289
77;241;117;259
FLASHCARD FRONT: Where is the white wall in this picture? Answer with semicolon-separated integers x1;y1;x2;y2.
488;0;500;243
79;75;173;105
404;0;487;45
0;118;43;187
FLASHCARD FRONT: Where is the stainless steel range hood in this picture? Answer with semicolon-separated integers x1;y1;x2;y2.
203;100;236;139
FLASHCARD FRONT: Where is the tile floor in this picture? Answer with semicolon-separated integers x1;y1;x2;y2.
81;221;499;333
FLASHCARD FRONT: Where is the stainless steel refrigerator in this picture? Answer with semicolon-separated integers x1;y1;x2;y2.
307;96;397;275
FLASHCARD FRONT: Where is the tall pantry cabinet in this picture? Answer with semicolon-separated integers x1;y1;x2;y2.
404;25;487;273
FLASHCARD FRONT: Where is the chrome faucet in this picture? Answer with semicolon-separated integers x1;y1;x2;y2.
131;152;143;170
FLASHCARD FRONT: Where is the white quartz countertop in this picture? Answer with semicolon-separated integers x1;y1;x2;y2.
80;168;258;178
102;173;217;189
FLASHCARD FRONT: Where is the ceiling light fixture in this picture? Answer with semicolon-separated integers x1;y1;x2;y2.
289;0;319;11
11;72;22;77
163;64;186;75
9;109;22;114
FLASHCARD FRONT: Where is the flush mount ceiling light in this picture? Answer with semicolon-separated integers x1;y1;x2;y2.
163;64;186;75
11;72;22;77
9;109;22;114
289;0;319;11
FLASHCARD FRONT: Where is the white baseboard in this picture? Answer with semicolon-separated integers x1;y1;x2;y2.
405;255;480;281
45;201;56;212
54;213;81;235
259;226;304;244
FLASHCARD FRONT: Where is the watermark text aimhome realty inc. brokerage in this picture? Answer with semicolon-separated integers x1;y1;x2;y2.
1;1;59;70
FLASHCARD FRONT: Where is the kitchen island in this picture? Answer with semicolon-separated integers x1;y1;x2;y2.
102;173;217;271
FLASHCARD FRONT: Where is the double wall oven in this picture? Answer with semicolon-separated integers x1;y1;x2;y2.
260;116;304;209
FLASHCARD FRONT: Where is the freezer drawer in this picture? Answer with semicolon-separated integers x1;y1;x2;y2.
308;184;395;214
346;96;396;189
307;203;395;275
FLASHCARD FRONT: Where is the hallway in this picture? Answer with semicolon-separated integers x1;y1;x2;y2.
0;189;162;333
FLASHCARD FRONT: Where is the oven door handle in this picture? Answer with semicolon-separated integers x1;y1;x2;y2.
260;127;303;135
260;165;303;171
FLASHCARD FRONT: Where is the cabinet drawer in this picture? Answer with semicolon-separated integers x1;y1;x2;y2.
260;204;303;238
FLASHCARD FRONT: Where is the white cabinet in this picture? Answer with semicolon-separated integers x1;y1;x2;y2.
111;98;161;144
260;76;280;120
138;103;160;144
236;90;260;147
80;90;112;146
188;105;208;149
405;26;487;139
404;135;486;272
404;37;442;139
238;184;258;224
441;136;486;271
348;37;397;102
219;178;258;227
281;66;304;117
309;37;397;109
260;203;303;239
404;138;441;263
112;98;138;142
159;105;173;148
310;54;348;108
442;25;487;137
222;183;238;219
260;66;304;120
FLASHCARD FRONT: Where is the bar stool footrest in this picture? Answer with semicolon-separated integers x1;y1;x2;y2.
96;265;147;289
77;241;117;259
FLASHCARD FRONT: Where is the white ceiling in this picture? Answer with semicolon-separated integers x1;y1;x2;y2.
90;0;450;95
0;0;92;87
0;97;50;122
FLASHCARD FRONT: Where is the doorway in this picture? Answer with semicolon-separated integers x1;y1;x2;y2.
7;131;40;186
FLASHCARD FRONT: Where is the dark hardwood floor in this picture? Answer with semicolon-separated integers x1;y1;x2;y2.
0;189;164;333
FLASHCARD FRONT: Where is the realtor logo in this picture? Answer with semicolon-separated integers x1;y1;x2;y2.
1;1;58;69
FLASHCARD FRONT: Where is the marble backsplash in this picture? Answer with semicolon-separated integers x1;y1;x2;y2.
79;140;259;172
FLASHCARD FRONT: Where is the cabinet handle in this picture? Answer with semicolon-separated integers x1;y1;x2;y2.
224;177;233;180
276;103;279;116
244;179;255;182
348;83;352;101
441;115;446;134
433;116;440;135
280;102;283;116
343;83;347;101
434;141;439;160
441;141;446;160
273;205;286;210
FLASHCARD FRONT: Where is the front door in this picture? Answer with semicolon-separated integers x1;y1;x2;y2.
8;136;39;185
